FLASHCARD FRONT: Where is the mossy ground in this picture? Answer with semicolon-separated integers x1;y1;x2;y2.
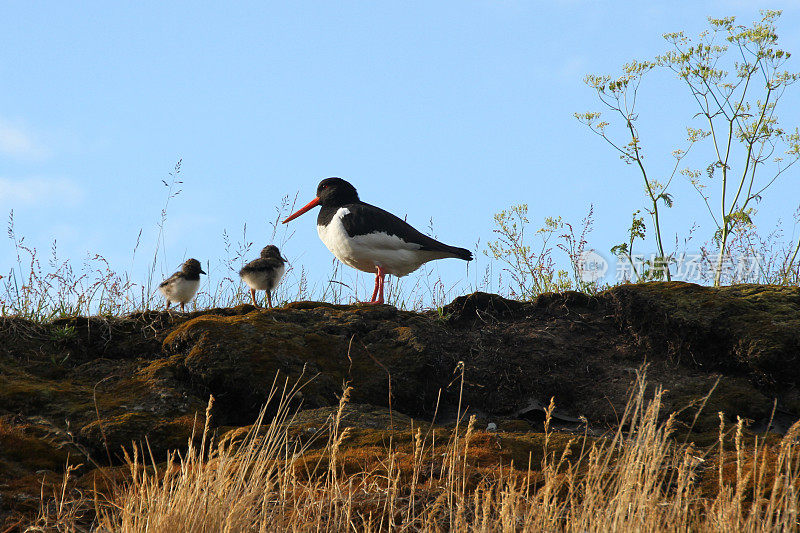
2;283;799;528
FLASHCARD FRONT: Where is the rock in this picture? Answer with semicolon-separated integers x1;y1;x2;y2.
602;282;800;420
602;283;800;382
160;303;451;424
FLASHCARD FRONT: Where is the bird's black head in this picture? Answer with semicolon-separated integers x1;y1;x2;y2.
182;258;206;275
260;245;287;263
316;177;359;207
283;177;360;224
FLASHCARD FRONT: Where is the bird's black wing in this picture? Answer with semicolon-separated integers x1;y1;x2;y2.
159;271;183;288
240;256;283;275
159;271;183;287
341;202;473;260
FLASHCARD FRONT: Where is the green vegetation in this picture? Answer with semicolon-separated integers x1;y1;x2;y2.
487;204;601;298
577;10;800;286
0;163;484;320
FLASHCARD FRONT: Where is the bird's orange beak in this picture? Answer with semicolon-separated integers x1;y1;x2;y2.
283;197;321;223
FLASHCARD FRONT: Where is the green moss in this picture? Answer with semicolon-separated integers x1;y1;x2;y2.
0;365;92;419
2;284;800;526
603;282;800;381
80;412;203;455
0;429;70;474
160;304;448;424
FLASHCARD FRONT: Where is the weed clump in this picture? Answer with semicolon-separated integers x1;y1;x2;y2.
27;373;800;531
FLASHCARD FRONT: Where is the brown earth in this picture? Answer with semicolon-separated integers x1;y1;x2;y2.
1;282;799;528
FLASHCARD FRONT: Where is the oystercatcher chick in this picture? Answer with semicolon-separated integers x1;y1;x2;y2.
159;258;205;312
283;177;472;304
239;245;287;308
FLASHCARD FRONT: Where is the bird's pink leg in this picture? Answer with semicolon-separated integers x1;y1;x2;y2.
375;266;386;304
369;270;381;302
250;289;259;307
267;291;273;309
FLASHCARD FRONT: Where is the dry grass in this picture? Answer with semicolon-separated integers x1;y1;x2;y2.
3;160;798;320
1;188;483;320
26;373;800;532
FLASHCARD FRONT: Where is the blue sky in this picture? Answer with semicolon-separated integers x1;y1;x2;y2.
2;1;800;306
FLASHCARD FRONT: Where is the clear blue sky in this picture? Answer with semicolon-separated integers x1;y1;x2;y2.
2;1;800;306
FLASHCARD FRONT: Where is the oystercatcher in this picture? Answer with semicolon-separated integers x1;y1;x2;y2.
239;245;287;308
283;178;472;304
159;258;205;312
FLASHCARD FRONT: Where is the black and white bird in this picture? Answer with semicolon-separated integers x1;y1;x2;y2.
283;177;472;304
159;258;205;312
239;245;287;308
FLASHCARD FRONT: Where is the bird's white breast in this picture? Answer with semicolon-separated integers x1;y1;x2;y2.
241;263;285;291
159;278;200;303
317;208;446;277
274;263;285;286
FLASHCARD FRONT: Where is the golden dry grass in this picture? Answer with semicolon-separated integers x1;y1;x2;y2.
28;374;800;532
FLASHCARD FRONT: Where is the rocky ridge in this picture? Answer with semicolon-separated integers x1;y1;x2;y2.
1;281;799;526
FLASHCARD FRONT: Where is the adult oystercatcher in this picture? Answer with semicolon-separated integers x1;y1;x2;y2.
239;245;287;308
283;177;472;304
159;258;205;312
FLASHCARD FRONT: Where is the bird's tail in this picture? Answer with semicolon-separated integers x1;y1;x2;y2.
446;245;473;261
